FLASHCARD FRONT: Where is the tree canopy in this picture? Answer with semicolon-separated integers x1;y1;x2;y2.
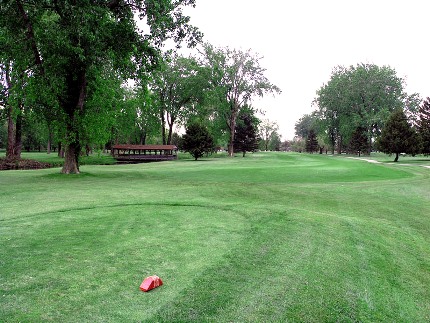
417;97;430;155
1;0;202;173
233;111;259;157
315;64;418;154
180;121;214;160
377;108;419;162
201;44;281;156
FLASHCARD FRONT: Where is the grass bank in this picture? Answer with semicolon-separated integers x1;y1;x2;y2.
1;152;429;321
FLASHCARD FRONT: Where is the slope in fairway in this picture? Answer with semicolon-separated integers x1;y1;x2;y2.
1;153;429;322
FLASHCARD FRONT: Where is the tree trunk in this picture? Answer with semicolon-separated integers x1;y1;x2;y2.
6;106;15;159
62;142;80;174
140;132;146;145
58;142;65;158
337;136;342;154
14;111;23;158
228;109;237;157
228;126;235;156
160;109;166;145
47;128;53;154
167;114;175;145
394;152;399;162
60;68;86;174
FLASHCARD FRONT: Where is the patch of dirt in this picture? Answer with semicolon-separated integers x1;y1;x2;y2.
0;158;52;171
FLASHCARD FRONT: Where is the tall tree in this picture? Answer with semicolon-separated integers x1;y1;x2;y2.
268;131;282;151
377;109;419;162
201;44;280;157
233;112;259;157
152;54;208;144
294;113;317;139
305;129;319;153
315;64;417;155
259;119;279;151
1;0;201;173
349;126;369;157
417;97;430;155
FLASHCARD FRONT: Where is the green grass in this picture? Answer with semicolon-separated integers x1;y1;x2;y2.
1;152;430;322
0;151;117;167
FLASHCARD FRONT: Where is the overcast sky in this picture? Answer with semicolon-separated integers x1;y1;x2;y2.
183;0;429;139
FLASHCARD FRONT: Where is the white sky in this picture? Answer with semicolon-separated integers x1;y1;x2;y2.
183;0;429;139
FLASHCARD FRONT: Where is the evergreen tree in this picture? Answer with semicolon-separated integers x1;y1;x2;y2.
233;113;259;157
377;109;419;162
305;129;318;153
350;126;369;157
180;122;214;160
417;97;430;155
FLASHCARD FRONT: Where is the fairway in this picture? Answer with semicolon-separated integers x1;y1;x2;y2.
1;153;430;322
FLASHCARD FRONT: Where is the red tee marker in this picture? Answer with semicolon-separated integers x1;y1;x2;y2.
140;275;163;292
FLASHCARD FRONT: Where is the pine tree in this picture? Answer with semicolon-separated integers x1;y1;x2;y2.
305;129;319;153
417;97;430;155
180;122;214;160
233;114;259;157
350;126;369;157
377;109;419;162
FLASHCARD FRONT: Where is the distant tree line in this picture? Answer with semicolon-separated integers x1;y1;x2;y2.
293;63;429;161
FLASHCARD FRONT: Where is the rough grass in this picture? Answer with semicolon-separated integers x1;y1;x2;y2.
1;152;430;322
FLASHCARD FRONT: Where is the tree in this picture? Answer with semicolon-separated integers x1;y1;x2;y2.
377;109;419;162
201;44;280;157
417;97;430;155
349;126;369;157
268;131;282;151
1;0;201;173
180;122;214;160
259;119;279;151
294;113;318;139
290;137;306;153
233;113;259;157
305;129;319;153
152;54;209;145
315;64;417;155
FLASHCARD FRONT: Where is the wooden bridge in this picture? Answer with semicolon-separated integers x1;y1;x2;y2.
112;145;178;162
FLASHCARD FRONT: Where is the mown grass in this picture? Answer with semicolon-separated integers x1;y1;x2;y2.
1;152;430;322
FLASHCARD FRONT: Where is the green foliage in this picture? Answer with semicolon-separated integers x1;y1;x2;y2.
294;113;318;139
201;43;281;156
151;54;210;144
259;118;279;151
180;121;214;160
349;126;369;156
0;121;6;148
315;64;416;154
268;131;282;151
377;109;420;161
417;97;430;155
305;129;319;153
1;0;202;173
233;113;259;156
290;137;306;153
